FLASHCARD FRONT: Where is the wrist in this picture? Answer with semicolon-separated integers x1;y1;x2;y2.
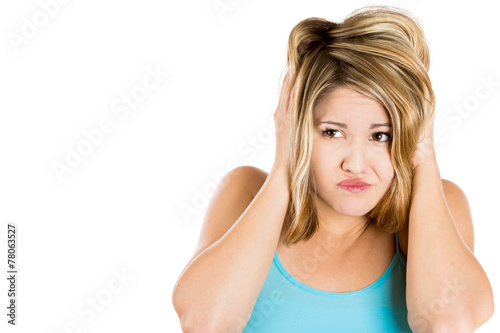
413;154;440;181
270;163;290;189
413;146;437;171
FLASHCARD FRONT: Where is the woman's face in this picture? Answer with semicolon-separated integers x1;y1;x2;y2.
311;87;395;218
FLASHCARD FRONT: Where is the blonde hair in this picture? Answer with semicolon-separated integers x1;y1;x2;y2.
281;5;435;246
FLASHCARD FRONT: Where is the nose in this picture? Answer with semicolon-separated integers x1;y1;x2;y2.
341;142;369;175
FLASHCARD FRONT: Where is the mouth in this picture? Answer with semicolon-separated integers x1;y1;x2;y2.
338;184;371;193
337;179;371;193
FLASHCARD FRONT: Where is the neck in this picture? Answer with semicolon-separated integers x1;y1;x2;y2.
278;193;380;254
309;216;374;256
279;211;376;256
312;191;375;250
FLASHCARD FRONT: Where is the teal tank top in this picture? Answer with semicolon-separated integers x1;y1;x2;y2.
242;232;412;332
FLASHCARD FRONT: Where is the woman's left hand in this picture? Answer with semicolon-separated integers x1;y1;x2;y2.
412;111;436;170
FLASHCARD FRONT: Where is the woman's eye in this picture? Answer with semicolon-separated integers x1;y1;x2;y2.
321;128;343;138
321;129;392;143
372;132;392;143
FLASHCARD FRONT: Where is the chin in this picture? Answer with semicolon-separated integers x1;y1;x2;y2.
314;191;379;217
334;200;375;217
335;207;372;217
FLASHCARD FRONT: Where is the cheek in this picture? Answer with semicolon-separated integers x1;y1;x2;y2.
373;155;395;184
311;143;341;173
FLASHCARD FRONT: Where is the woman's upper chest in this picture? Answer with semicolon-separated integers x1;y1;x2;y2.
276;230;399;293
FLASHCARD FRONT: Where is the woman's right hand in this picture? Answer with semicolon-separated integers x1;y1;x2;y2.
272;69;297;174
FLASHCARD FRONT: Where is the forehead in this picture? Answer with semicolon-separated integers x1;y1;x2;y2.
314;87;390;123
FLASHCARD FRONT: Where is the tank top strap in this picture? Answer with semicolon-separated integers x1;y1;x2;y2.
394;232;401;255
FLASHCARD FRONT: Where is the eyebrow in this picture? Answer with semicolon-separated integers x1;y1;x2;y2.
316;121;392;129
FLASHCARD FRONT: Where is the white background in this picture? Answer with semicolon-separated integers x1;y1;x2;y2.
0;0;499;332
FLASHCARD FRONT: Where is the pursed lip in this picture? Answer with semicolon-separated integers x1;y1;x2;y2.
337;179;370;186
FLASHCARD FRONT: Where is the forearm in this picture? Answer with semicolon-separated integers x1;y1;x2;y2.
173;167;290;332
406;156;493;332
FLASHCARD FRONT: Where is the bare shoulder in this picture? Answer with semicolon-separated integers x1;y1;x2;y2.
188;166;270;266
441;179;475;253
398;178;475;260
243;166;269;198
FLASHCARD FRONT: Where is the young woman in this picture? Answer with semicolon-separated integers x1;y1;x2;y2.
172;5;494;332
